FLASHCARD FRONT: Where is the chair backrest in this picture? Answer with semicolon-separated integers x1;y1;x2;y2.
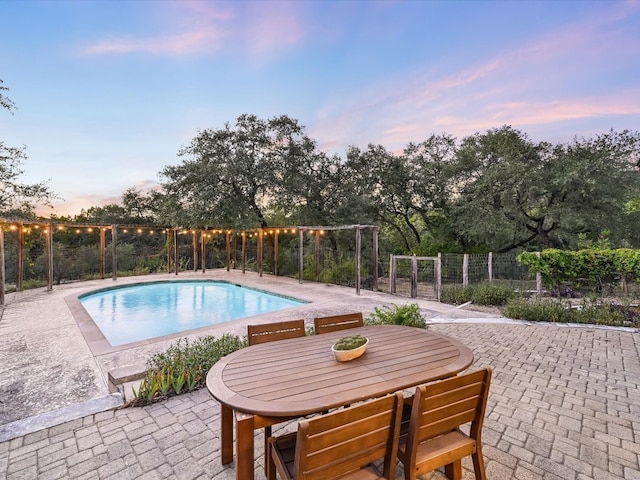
247;319;306;346
405;367;492;456
313;312;364;335
295;391;403;480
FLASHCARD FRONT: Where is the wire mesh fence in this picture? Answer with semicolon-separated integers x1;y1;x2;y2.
12;220;633;304
385;252;539;301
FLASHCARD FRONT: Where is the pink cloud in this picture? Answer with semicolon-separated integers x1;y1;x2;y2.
83;30;226;56
80;1;305;58
245;7;304;58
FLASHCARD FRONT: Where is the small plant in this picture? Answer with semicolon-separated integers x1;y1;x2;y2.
333;335;368;350
185;370;200;391
172;370;187;395
157;369;172;396
365;303;427;329
128;333;247;406
134;371;161;403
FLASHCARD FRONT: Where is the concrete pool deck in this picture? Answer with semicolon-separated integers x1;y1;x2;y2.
1;270;639;478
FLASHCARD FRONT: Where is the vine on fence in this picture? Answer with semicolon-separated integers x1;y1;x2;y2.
518;248;640;292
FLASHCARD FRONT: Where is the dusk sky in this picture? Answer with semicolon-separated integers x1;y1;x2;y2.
1;0;639;217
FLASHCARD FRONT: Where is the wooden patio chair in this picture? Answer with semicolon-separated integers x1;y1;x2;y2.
247;319;306;345
313;312;364;335
397;367;492;480
247;319;307;474
268;391;404;480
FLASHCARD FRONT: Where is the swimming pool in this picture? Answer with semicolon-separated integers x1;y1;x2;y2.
78;281;305;346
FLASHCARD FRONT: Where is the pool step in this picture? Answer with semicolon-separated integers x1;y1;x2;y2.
108;365;146;402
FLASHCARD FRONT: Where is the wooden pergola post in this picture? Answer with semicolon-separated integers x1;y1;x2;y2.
315;230;320;283
99;227;106;279
0;227;5;306
226;231;231;272
173;228;179;275
233;232;237;269
166;229;172;273
241;232;246;273
111;225;118;280
274;230;279;276
46;222;53;292
192;231;198;272
201;230;206;273
257;229;263;277
16;224;23;292
298;228;304;283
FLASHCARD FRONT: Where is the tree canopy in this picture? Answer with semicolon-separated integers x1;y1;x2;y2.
7;106;639;255
148;118;640;253
1;79;55;216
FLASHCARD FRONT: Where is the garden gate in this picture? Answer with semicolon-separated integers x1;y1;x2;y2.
389;255;441;301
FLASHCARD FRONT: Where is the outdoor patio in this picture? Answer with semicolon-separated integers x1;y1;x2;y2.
1;272;639;479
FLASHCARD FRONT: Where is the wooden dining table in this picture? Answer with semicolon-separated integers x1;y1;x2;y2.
206;324;474;480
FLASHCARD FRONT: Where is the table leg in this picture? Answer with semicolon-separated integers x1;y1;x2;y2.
445;459;462;479
236;412;256;480
220;404;233;465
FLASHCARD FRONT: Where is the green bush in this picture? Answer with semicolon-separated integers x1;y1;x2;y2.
440;284;470;305
518;248;640;292
440;282;515;306
503;298;573;323
470;282;515;305
504;298;638;327
130;333;247;405
365;303;427;329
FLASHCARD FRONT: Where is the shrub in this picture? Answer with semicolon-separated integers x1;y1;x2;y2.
469;282;515;305
503;298;573;323
441;282;515;306
440;284;470;305
130;333;247;405
503;298;639;327
365;303;427;329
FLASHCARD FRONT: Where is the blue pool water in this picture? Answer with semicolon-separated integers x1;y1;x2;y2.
79;281;304;346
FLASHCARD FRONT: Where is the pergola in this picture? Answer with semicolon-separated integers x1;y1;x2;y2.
0;219;379;305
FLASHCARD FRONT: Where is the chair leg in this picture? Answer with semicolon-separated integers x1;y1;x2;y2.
444;459;462;480
403;463;415;480
264;426;272;476
472;449;487;480
266;435;276;480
